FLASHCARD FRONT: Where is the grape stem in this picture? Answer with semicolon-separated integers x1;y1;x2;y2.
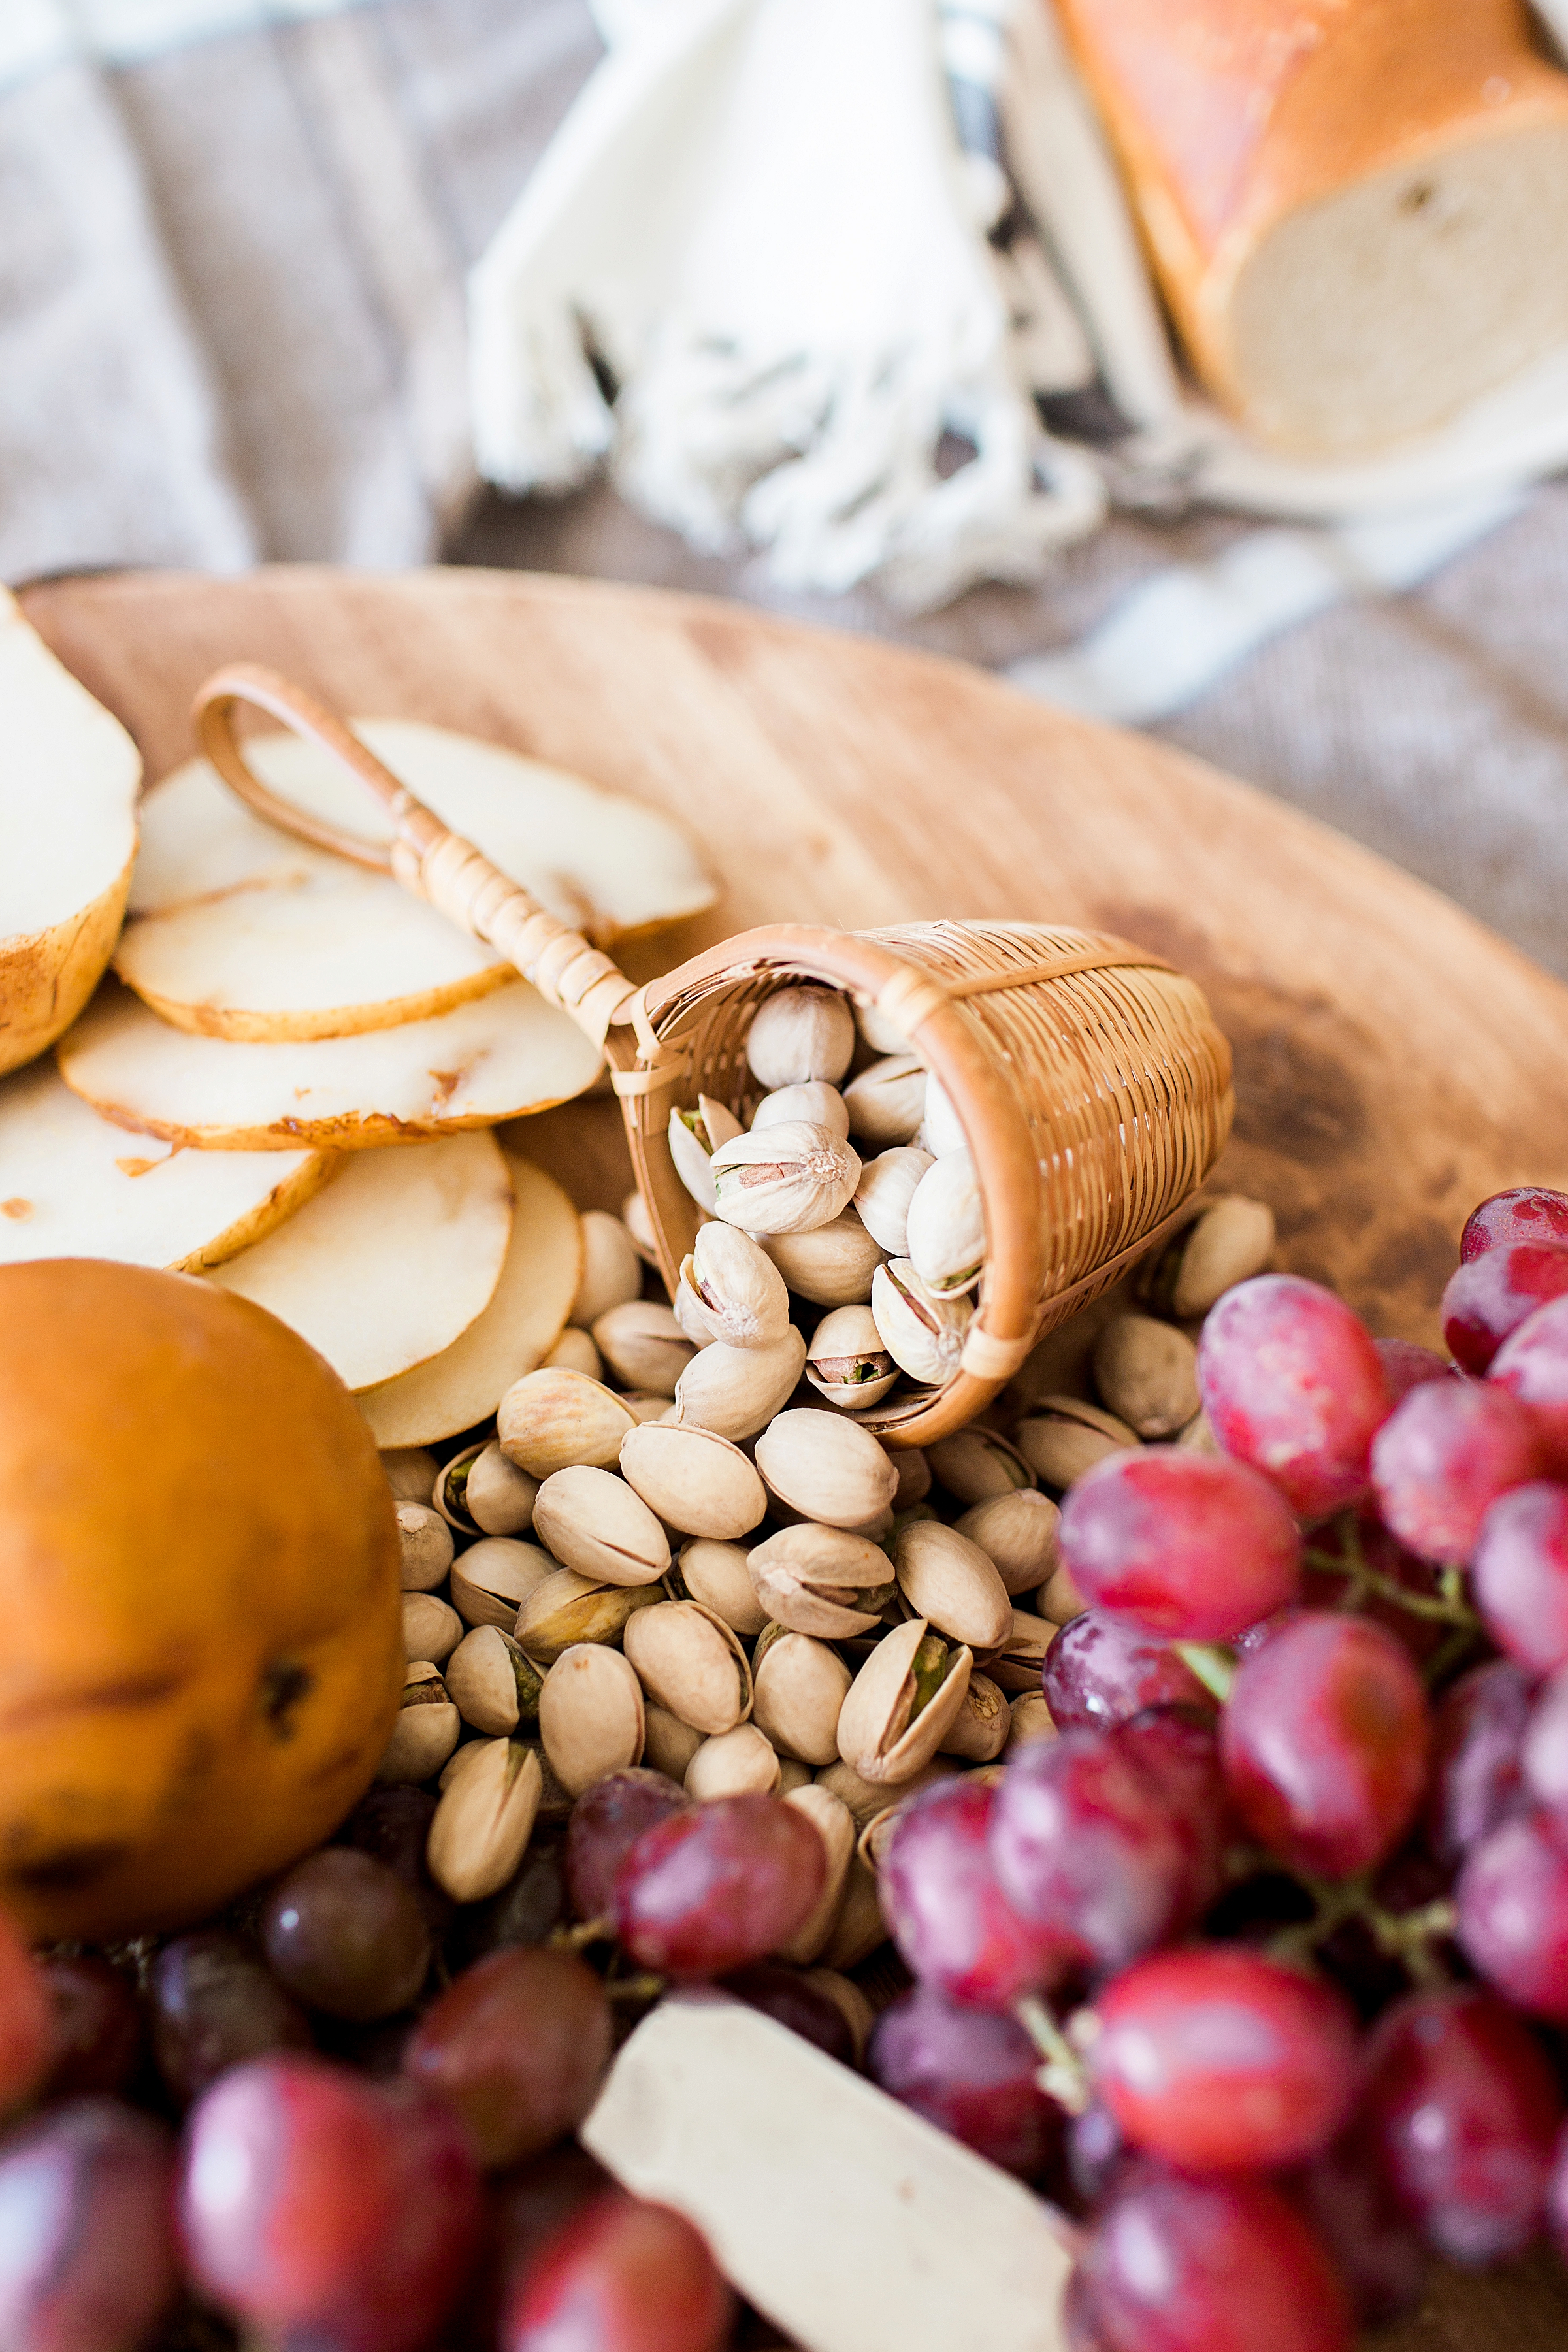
603;1973;666;2002
1268;1869;1458;1984
550;1916;613;1952
1014;1995;1092;2115
1171;1642;1237;1703
1305;1514;1480;1630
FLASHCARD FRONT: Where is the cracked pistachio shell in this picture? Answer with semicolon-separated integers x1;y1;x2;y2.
512;1568;662;1665
402;1590;461;1665
685;1723;781;1801
538;1644;645;1797
754;1408;900;1531
668;1096;745;1213
1040;1561;1090;1626
939;1670;1010;1763
746;1523;896;1639
777;1784;857;1964
673;1326;807;1443
444;1625;543;1737
1006;1691;1059;1754
926;1428;1034;1507
679;1222;792;1351
851;1146;933;1258
571;1208;644;1329
466;1442;540;1536
382;1447;438;1503
642;1702;704;1782
745;985;855;1090
672;1537;770;1637
752;1081;850;1141
813;1755;957;1829
427;1738;543;1903
843;1054;926;1149
376;1663;461;1784
955;1489;1062;1596
671;1281;714;1349
532;1465;671;1588
906;1148;986;1297
1092;1313;1201;1439
624;1599;754;1736
892;1520;1014;1651
591;1301;696;1397
433;1443;485;1531
1015;1396;1139;1489
871;1261;972;1386
397;1501;453;1592
709;1121;862;1237
835;1617;973;1785
451;1536;559;1629
981;1607;1054;1694
498;1367;637;1477
919;1071;967;1156
763;1213;885;1308
751;1627;853;1767
1136;1192;1277;1320
804;1305;897;1412
619;1422;768;1541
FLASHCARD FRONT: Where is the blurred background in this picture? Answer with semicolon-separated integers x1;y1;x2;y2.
8;0;1568;974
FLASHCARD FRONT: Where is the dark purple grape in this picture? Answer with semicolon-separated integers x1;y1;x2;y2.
1463;1187;1568;1262
565;1769;690;1923
1066;2101;1126;2209
881;1776;1071;2010
1426;1659;1531;1867
1457;1812;1568;2020
1356;1985;1562;2263
1370;1376;1544;1563
1473;1482;1568;1675
149;1931;313;2104
403;1947;612;2168
1042;1612;1214;1735
1291;2122;1431;2327
614;1796;826;1978
1197;1274;1388;1524
722;1965;856;2066
0;2100;178;2352
35;1957;143;2102
452;1846;567;1968
335;1784;453;1938
261;1848;432;2022
869;1985;1058;2177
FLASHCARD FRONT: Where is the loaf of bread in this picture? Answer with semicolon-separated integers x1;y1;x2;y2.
1053;0;1568;453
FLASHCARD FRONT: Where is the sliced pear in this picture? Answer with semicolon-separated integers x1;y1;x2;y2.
58;977;603;1150
116;717;717;1041
209;1131;515;1392
0;1060;329;1271
361;1155;581;1448
1;591;141;1077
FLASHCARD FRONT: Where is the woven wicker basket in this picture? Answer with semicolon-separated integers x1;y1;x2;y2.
193;668;1235;1444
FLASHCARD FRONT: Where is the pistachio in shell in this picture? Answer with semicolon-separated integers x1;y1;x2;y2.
843;1054;926;1148
870;1260;972;1386
673;1327;807;1443
1177;1409;1220;1456
955;1488;1061;1596
402;1590;462;1665
623;1599;753;1735
816;1855;888;1970
619;1422;768;1542
1040;1561;1090;1626
543;1327;602;1382
1092;1313;1201;1440
919;1070;966;1157
531;1465;671;1588
926;1427;1034;1507
512;1568;662;1665
1005;1690;1058;1754
752;1082;850;1141
571;1208;644;1328
382;1446;438;1504
1015;1395;1139;1490
890;1446;932;1509
451;1536;559;1629
892;1520;1013;1651
642;1701;704;1783
709;1121;861;1237
777;1784;857;1965
538;1644;645;1798
804;1305;897;1411
426;1738;542;1903
444;1625;543;1737
674;1537;770;1637
813;1754;956;1829
621;1186;660;1267
396;1501;453;1592
835;1616;973;1784
851;1145;934;1259
667;1096;744;1213
905;1147;985;1296
464;1442;540;1536
802;1966;877;2060
591;1301;696;1397
777;1759;815;1796
754;1408;899;1531
376;1663;460;1784
746;1522;897;1640
1135;1193;1276;1320
678;1222;792;1351
745;985;855;1090
981;1607;1054;1695
684;1723;781;1801
498;1367;637;1478
938;1670;1009;1763
763;1213;885;1308
751;1625;853;1767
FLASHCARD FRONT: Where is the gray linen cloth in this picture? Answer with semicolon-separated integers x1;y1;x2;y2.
3;0;1567;980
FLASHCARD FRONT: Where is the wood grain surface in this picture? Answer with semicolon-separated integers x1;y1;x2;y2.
22;563;1568;2349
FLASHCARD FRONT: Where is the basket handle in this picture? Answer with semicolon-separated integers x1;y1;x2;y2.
191;664;643;1053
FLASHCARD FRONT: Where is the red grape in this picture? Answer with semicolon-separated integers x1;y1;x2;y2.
1057;1450;1301;1641
178;2052;482;2352
1376;1337;1451;1405
0;1907;51;2116
1356;1986;1562;2262
0;2100;178;2352
722;1965;857;2065
1489;1293;1568;1469
1521;1662;1568;1827
1043;1612;1215;1734
403;1946;613;2167
1426;1659;1531;1868
1071;2162;1352;2352
565;1769;689;1923
1089;1946;1357;2172
1473;1481;1568;1674
1292;2121;1431;2327
35;1957;143;2102
1462;1186;1568;1262
1549;2119;1568;2264
1220;1612;1430;1878
1456;1812;1568;2021
613;1795;826;1978
261;1848;432;2021
1196;1275;1389;1523
1369;1377;1543;1562
869;1985;1058;2176
149;1931;313;2104
988;1722;1218;1977
500;2191;732;2352
880;1776;1071;2010
1442;1242;1568;1373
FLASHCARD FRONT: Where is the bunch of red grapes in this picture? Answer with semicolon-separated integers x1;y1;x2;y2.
876;1184;1568;2352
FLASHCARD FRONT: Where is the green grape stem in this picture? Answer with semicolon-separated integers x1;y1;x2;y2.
1305;1511;1480;1630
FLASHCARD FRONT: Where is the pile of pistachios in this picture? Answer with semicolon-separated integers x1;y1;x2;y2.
377;979;1278;1972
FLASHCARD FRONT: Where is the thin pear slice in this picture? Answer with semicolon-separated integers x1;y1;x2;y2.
210;1131;514;1392
1;590;141;1077
116;717;717;1041
361;1155;581;1447
0;1061;329;1271
58;978;603;1150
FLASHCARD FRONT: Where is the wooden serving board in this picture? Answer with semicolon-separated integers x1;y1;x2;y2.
22;563;1568;2348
